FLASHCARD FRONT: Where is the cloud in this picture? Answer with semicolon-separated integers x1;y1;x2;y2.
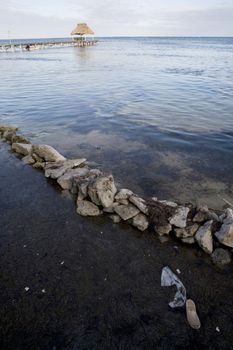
0;0;233;38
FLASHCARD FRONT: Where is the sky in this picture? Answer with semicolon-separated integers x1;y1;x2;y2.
0;0;233;39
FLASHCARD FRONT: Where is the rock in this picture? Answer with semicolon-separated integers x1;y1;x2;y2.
169;206;190;228
211;248;231;265
116;198;129;205
115;189;133;201
219;208;233;225
131;213;149;231
76;200;101;216
45;159;86;179
175;223;199;238
33;144;66;162
88;175;117;208
129;195;148;215
32;153;43;162
109;214;121;223
195;220;213;254
22;155;35;165
158;236;169;243
12;143;32;156
2;130;15;143
72;170;99;197
103;202;120;213
0;124;18;133
181;237;195;244
33;162;45;169
57;168;89;190
114;204;140;221
12;135;30;144
215;223;233;248
193;206;210;223
154;223;172;236
159;200;178;208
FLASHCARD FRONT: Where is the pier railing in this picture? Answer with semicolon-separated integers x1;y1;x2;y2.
0;40;98;53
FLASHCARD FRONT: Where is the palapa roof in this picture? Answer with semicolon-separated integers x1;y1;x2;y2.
71;23;94;36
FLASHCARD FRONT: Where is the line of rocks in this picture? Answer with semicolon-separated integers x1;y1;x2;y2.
1;124;232;266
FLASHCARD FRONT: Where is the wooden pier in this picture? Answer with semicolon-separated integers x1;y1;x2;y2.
0;40;98;53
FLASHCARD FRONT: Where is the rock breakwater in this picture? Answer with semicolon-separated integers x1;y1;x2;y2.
1;124;232;265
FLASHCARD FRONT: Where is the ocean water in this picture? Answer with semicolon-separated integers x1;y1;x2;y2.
0;37;233;208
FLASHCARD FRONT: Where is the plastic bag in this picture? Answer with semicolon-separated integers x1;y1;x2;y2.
161;266;187;308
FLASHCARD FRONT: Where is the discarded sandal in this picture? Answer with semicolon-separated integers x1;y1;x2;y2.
186;299;201;329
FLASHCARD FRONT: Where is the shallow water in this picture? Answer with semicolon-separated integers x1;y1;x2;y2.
0;37;233;207
0;143;233;349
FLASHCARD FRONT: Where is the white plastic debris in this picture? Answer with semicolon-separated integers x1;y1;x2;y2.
24;287;29;292
176;269;181;274
161;266;187;308
42;289;46;293
216;327;220;333
60;261;64;265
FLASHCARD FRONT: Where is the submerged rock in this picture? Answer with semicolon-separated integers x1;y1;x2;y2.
76;200;101;216
215;223;233;248
181;237;195;244
88;175;117;208
114;204;140;221
211;248;231;265
33;144;66;162
2;130;16;143
12;134;30;144
131;213;149;231
195;220;213;254
45;159;87;179
109;214;121;223
22;155;35;165
154;223;172;236
169;206;190;228
33;162;45;169
103;202;120;213
12;143;32;156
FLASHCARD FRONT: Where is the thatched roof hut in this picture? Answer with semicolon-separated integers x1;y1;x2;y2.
71;23;94;36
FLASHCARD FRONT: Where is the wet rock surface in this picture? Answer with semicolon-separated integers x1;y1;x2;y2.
211;248;232;266
1;142;233;350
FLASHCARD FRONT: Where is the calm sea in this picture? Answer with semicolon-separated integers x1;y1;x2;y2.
0;37;233;208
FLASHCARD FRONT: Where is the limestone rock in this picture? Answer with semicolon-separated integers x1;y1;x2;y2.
131;213;149;231
215;223;233;248
159;200;178;208
45;159;86;179
76;200;101;216
129;195;148;215
115;189;133;201
33;144;66;162
181;237;195;244
193;206;210;223
219;208;233;225
169;206;190;228
22;155;35;165
0;125;18;133
2;130;15;143
12;142;32;156
72;170;99;197
114;204;140;221
195;220;213;254
211;248;231;265
32;153;43;162
33;162;45;169
103;202;120;213
88;175;117;208
175;223;199;239
116;199;129;205
57;168;89;190
109;214;121;223
12;135;30;144
154;223;172;236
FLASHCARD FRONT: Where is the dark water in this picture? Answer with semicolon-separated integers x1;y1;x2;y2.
0;37;233;208
1;143;233;349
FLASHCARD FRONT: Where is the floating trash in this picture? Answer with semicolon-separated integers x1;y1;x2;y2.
161;266;186;308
